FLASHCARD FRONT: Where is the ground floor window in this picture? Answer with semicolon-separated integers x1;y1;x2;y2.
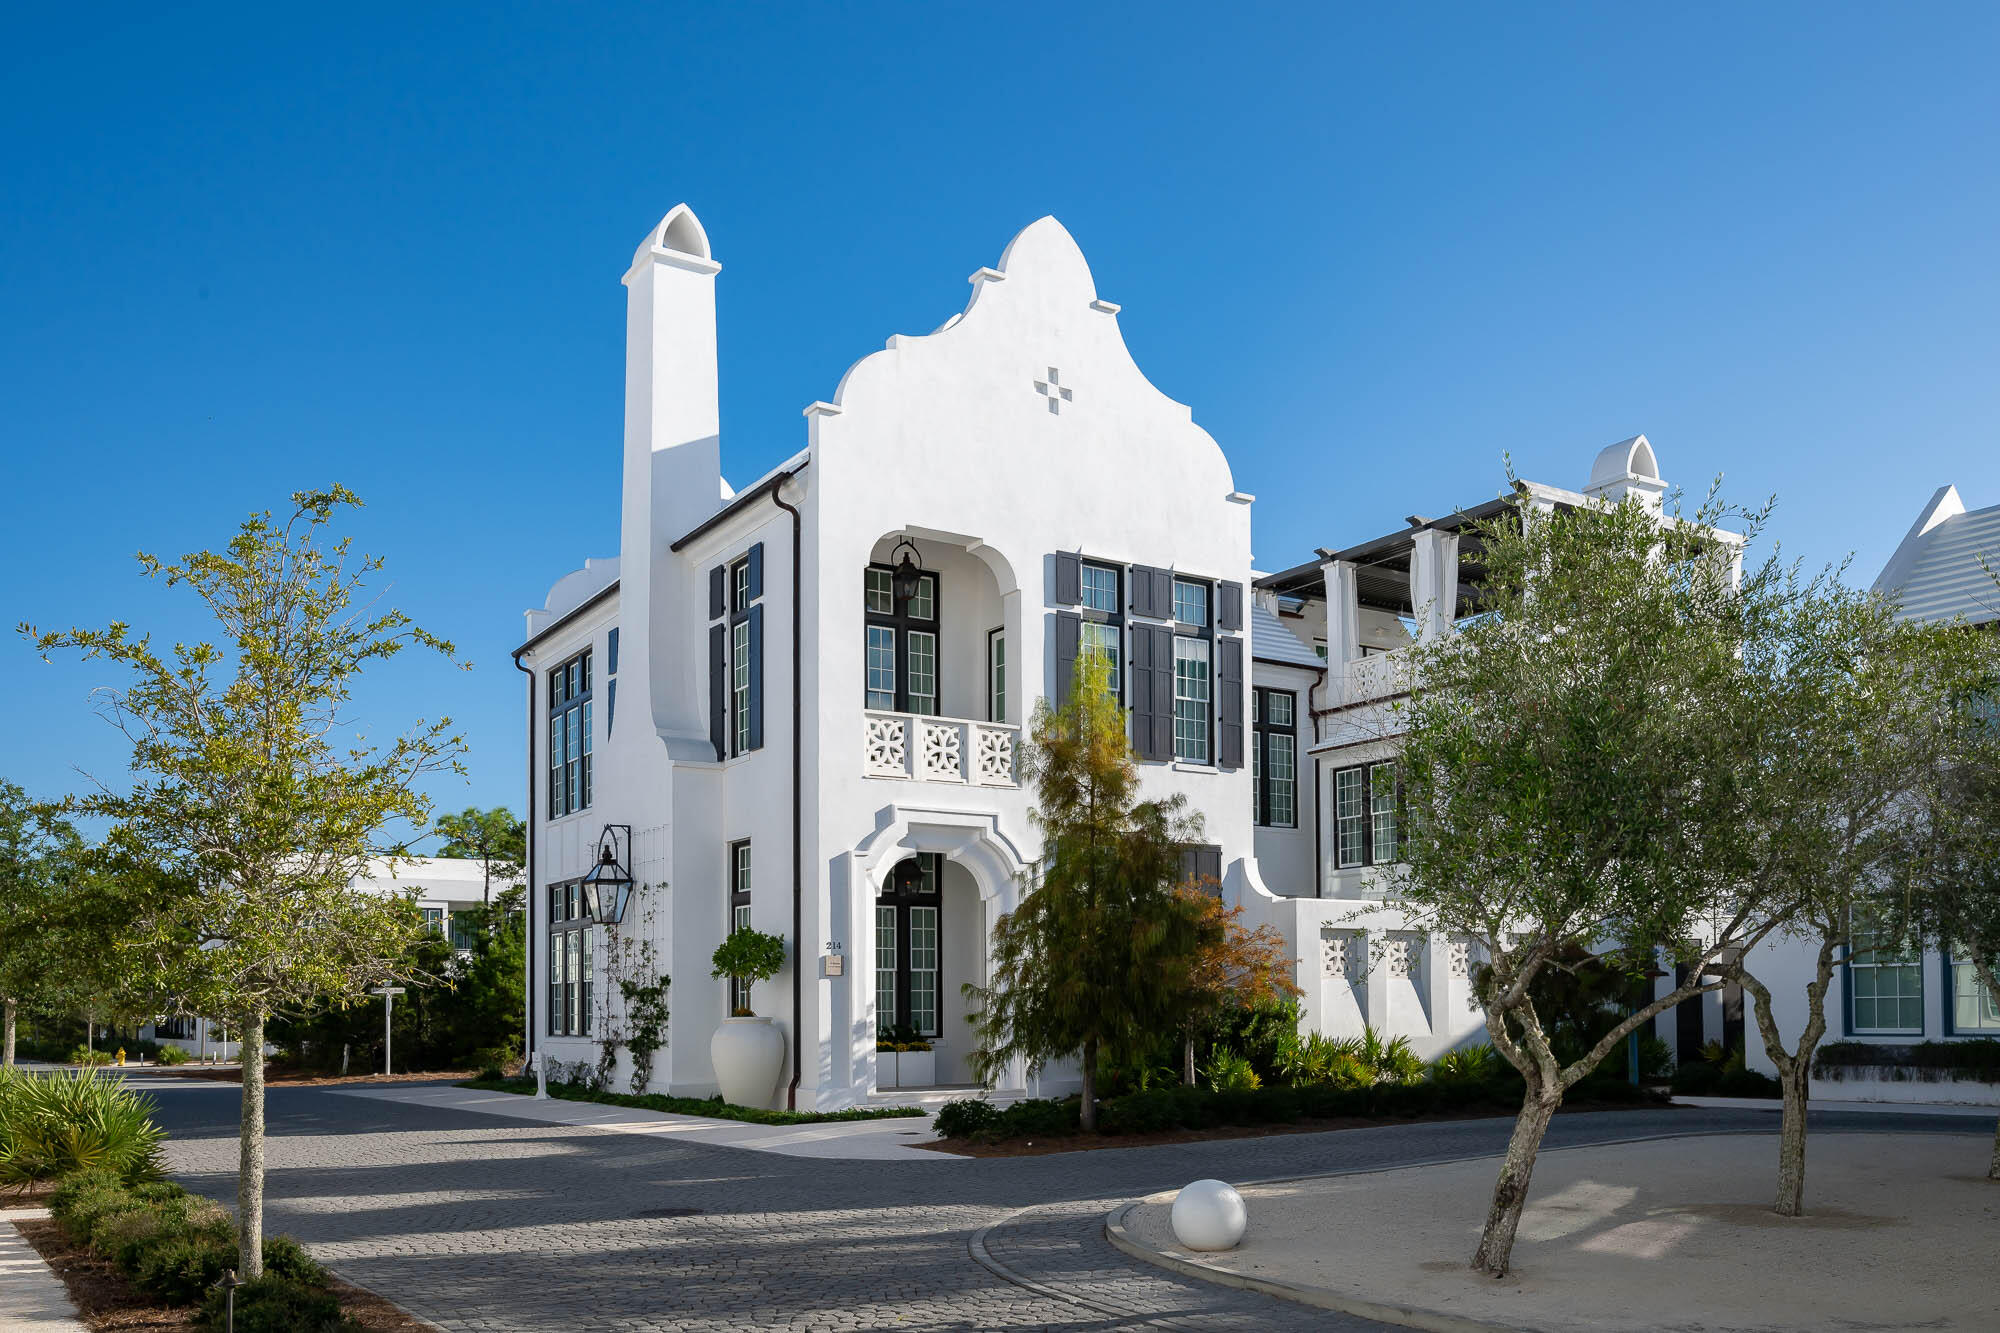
729;840;752;1014
547;881;594;1037
1848;906;1922;1034
1951;953;2000;1032
1333;761;1399;867
876;854;943;1039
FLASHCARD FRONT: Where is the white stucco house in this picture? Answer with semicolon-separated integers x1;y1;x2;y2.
1731;483;2000;1102
519;205;1700;1110
146;855;508;1060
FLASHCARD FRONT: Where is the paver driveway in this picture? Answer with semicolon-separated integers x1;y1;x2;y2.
138;1075;1983;1332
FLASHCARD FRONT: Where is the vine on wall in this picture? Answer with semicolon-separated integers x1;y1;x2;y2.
594;885;672;1094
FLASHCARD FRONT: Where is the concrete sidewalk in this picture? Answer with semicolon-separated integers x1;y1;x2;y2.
1676;1093;1998;1117
1113;1130;1998;1332
330;1083;965;1162
0;1210;88;1331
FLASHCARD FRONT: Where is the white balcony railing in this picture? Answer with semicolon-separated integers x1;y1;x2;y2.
863;710;1020;787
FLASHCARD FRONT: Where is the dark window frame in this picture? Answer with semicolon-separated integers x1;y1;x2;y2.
728;840;753;1013
1079;561;1125;703
546;649;594;820
876;853;945;1039
1331;760;1400;867
986;626;1006;723
863;562;942;714
545;880;593;1037
1253;687;1298;827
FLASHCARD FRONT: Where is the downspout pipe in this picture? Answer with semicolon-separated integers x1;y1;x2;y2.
512;648;537;1070
770;471;805;1111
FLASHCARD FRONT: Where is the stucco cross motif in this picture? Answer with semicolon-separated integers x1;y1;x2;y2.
1034;367;1073;414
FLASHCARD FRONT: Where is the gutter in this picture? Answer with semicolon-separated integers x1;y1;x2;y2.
511;648;537;1068
767;469;807;1112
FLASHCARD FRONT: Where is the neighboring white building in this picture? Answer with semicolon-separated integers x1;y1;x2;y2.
147;856;505;1060
1249;436;1700;1063
1734;484;2000;1102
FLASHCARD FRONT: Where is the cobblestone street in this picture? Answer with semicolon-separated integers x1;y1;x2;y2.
143;1077;1978;1332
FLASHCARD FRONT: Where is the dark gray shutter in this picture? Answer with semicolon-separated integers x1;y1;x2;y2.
1054;611;1081;708
606;679;617;738
1217;636;1245;769
747;542;764;601
1054;552;1081;606
746;605;764;751
1180;844;1223;895
1131;624;1175;761
1152;568;1173;621
708;623;727;760
607;626;620;676
709;566;726;619
1129;565;1156;618
1219;581;1243;632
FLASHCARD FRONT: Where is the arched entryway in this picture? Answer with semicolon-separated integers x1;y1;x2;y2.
844;806;1029;1096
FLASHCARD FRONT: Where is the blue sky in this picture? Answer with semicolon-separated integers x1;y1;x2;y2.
6;5;1997;828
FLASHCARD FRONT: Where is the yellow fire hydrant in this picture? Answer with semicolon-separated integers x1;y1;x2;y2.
116;1047;126;1067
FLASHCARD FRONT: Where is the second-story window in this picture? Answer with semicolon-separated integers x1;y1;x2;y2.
1172;577;1212;763
987;628;1006;723
863;564;940;714
1079;561;1123;699
1253;688;1296;827
548;649;593;819
708;546;764;760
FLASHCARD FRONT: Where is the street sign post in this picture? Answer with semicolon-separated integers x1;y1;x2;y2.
371;986;406;1076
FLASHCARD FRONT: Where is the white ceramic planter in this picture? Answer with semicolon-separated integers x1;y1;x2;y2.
898;1049;936;1088
711;1016;786;1108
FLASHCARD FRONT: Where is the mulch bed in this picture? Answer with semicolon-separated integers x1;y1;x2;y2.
12;1217;433;1331
921;1097;1680;1157
175;1068;473;1087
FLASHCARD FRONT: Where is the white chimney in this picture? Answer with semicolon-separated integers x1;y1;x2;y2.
620;205;723;747
1583;434;1667;512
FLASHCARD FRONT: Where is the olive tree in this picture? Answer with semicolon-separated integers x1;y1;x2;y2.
21;487;464;1278
1394;485;1796;1277
1725;581;1979;1215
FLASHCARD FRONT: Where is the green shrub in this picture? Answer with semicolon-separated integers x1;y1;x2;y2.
1202;1048;1261;1092
0;1068;166;1185
710;928;787;1015
135;1229;236;1305
1429;1043;1499;1084
933;1099;1001;1139
1358;1027;1425;1085
991;1098;1079;1139
155;1045;192;1067
1097;1088;1182;1135
1273;1032;1371;1087
1671;1060;1722;1095
198;1275;359;1333
50;1171;139;1242
261;1233;328;1286
470;1045;516;1081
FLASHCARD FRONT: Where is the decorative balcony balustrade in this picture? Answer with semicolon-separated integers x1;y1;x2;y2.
863;710;1020;787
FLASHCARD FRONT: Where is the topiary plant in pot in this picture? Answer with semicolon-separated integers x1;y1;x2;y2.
708;928;788;1108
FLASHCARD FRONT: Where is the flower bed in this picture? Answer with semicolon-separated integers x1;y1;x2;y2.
460;1075;926;1125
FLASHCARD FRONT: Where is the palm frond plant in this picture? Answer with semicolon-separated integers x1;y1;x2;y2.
0;1068;165;1188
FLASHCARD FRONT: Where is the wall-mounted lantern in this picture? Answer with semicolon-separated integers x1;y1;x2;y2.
580;824;634;925
889;538;925;605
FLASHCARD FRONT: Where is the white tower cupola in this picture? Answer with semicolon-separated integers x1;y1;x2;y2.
1583;434;1667;513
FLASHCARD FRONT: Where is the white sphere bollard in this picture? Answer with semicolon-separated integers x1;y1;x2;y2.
1170;1178;1247;1251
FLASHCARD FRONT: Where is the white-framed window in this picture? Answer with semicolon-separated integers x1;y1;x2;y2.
987;628;1006;723
909;905;939;1036
1332;761;1399;866
1080;562;1119;614
1849;906;1923;1034
865;626;897;709
1173;636;1211;763
1370;762;1398;861
1951;952;2000;1032
1335;767;1365;867
865;568;894;614
907;630;938;715
1081;621;1122;695
732;617;752;754
546;882;592;1036
1173;578;1209;629
875;905;898;1031
729;841;753;1014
